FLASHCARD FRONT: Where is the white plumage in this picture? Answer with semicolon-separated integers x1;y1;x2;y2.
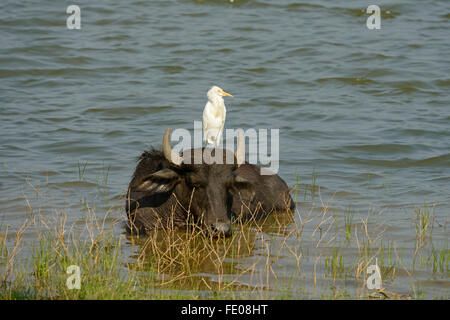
202;86;233;147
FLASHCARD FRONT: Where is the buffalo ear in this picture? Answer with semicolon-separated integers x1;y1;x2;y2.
133;168;180;194
229;175;255;201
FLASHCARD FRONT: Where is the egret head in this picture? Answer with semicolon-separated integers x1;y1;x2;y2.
208;86;233;101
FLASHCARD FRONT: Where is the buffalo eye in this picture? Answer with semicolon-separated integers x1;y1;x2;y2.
187;174;206;188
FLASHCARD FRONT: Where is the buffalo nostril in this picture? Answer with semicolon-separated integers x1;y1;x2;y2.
210;222;232;237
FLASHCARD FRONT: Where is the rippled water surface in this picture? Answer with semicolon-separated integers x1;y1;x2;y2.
0;0;449;298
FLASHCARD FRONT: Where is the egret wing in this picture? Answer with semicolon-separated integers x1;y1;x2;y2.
202;105;210;141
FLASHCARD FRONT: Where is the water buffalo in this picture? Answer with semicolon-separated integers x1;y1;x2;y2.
126;128;294;237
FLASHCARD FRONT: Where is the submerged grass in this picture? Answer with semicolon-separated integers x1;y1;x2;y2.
0;174;449;300
414;201;435;247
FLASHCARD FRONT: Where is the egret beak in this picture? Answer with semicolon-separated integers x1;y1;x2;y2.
219;89;233;97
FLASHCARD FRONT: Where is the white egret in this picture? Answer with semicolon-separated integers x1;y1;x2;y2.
202;86;233;147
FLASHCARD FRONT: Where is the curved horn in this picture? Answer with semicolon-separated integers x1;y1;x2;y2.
235;130;245;166
163;128;183;166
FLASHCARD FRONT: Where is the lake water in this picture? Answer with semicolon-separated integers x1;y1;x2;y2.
0;0;449;298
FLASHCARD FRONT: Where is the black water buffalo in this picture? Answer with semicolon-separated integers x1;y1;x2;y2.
126;128;294;237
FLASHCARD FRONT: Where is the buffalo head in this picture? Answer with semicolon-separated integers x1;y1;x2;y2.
130;128;254;237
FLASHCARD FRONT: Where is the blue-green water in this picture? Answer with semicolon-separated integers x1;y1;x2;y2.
0;0;449;298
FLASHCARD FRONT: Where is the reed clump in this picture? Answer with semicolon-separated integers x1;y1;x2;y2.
413;201;435;247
